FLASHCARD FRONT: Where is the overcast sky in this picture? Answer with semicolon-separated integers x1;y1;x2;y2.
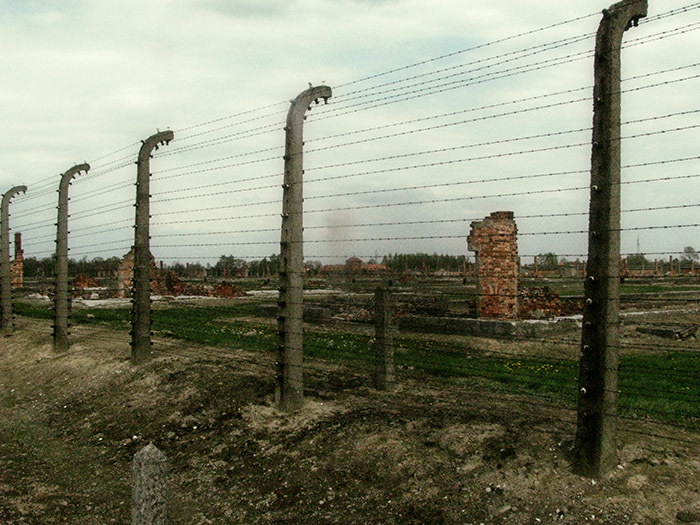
0;0;594;178
2;0;699;265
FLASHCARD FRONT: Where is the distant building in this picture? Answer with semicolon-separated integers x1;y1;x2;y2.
346;257;363;274
319;257;390;276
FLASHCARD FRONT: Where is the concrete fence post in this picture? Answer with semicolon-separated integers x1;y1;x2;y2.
276;85;331;411
575;0;647;478
54;163;90;352
131;131;173;363
374;286;395;391
1;185;27;336
132;443;168;525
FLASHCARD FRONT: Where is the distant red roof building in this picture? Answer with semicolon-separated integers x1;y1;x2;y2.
319;258;389;276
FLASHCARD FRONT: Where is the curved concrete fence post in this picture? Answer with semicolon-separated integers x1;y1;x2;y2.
575;0;647;478
54;163;90;352
131;130;173;363
276;85;331;411
1;185;27;336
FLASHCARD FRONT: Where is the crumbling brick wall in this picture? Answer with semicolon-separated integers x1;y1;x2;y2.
116;248;164;298
73;274;100;289
519;286;562;319
467;211;519;319
11;233;23;289
116;249;134;298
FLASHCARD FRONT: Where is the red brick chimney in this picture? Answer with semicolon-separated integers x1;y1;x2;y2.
467;212;519;319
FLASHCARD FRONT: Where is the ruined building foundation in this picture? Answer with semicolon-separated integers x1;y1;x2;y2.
468;211;519;319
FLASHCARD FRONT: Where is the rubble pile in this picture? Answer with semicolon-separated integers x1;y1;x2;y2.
519;286;562;319
73;274;100;289
213;282;246;298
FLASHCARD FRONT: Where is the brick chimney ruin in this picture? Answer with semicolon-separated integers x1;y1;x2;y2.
116;247;164;298
467;211;519;319
11;232;23;289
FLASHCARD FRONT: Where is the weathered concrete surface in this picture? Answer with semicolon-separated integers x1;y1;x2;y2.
276;85;332;411
1;185;27;336
397;315;579;339
575;0;648;478
132;130;173;362
54;163;90;352
132;443;168;525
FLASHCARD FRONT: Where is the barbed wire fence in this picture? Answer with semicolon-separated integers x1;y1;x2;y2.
2;0;699;477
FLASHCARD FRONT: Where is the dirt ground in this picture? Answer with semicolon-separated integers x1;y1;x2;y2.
2;316;700;524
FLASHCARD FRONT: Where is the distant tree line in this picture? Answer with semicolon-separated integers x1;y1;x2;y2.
20;247;696;280
21;254;282;280
23;253;473;279
23;256;122;279
381;253;471;273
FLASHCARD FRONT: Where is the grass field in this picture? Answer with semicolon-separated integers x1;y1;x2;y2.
13;299;700;428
